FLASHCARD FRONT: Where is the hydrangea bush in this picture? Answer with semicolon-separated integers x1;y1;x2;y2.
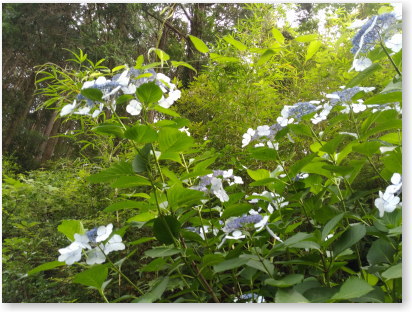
30;6;402;303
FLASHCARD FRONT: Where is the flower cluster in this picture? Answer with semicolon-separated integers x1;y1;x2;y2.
350;13;397;55
191;169;243;202
218;213;282;248
60;68;181;118
374;173;402;217
349;9;401;72
240;82;402;149
248;190;289;213
234;293;265;303
58;224;125;265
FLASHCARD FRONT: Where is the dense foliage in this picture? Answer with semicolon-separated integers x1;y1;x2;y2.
2;3;402;303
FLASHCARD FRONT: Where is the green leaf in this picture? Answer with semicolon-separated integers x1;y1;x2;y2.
265;274;304;288
132;154;148;173
366;238;396;265
92;123;124;138
58;220;85;241
167;185;204;209
151;48;170;62
127;212;156;223
331;277;373;301
272;28;285;44
153;215;180;244
319;134;347;154
140;258;167;273
241;255;274;275
250;147;278;161
104;200;147;213
275;288;309;303
361;119;402;140
247;168;270;181
223;35;247;51
363;91;402;105
289;124;313;138
202;254;225;267
158;127;194;156
110;175;151;188
332;223;366;256
129;237;155;246
379;132;402;145
135;55;144;69
80;88;103;101
124;124;158;144
28;261;66;276
87;161;134;183
305;40;322;61
144;247;181;258
289;153;317;176
153;105;181;117
170;61;197;72
209;53;239;63
115;94;135;105
134;277;169;303
321;213;345;241
294;34;318;42
213;257;249;273
73;265;108;290
283;232;311;246
221;203;253;219
352;141;381;156
304;287;338;303
189;35;209;53
136;82;163;105
112;65;126;72
381;263;402;280
346;63;382;88
257;49;276;66
321;165;354;177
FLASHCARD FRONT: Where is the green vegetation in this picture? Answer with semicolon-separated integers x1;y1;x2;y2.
2;3;402;303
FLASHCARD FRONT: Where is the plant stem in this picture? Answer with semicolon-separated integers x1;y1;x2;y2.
379;39;402;77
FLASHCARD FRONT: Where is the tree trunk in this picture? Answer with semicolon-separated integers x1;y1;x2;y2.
34;110;59;164
40;116;62;164
3;75;36;151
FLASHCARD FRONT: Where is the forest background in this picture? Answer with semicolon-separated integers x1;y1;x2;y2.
2;1;408;303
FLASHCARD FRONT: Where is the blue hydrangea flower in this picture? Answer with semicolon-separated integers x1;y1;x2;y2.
223;214;264;233
351;13;397;55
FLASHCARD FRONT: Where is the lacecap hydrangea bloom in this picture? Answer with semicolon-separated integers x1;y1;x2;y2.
191;169;243;203
217;213;282;249
349;10;401;72
374;173;402;217
58;223;125;265
60;68;181;118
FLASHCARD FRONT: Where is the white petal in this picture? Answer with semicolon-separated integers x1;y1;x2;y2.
126;100;142;116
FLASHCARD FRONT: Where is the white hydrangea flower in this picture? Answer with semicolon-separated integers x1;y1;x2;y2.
351;103;367;113
126;100;142;116
179;127;191;136
374;191;400;217
86;245;106;265
60;101;77;117
96;223;113;242
104;234;125;254
386;173;402;194
210;177;229;202
352;57;373;71
256;125;271;137
385;33;402;53
58;242;84;265
74;106;91;115
242;128;255;147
